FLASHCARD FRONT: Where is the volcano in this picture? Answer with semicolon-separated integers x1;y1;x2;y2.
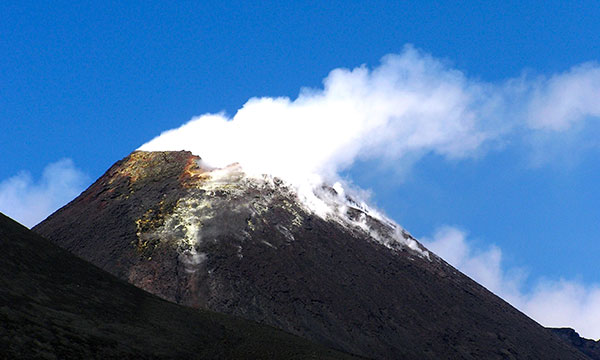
34;151;589;359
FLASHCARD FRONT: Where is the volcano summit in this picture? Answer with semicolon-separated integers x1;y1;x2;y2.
34;151;587;359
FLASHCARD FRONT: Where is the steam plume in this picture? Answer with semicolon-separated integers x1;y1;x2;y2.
140;45;600;185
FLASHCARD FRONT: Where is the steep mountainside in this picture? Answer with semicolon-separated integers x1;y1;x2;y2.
0;212;359;359
35;151;589;359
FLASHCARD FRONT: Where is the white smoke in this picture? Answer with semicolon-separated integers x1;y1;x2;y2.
140;45;600;186
140;46;495;185
0;159;88;228
424;226;600;340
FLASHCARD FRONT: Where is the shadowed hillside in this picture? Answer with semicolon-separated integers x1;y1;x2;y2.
0;212;360;359
551;328;600;360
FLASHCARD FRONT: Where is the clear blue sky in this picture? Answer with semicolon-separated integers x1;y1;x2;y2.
2;0;600;336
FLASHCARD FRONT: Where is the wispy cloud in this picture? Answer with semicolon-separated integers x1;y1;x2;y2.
424;226;600;340
0;159;88;228
526;63;600;131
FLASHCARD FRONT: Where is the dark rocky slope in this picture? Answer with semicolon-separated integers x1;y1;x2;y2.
34;151;589;359
0;212;359;359
551;328;600;360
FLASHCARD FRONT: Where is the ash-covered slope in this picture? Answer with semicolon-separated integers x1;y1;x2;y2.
0;212;359;359
35;151;588;360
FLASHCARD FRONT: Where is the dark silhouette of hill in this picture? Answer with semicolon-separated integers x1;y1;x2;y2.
34;151;590;359
0;212;360;359
550;328;600;360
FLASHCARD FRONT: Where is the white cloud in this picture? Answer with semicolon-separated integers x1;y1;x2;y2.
0;159;88;228
527;62;600;131
424;226;600;340
523;280;600;340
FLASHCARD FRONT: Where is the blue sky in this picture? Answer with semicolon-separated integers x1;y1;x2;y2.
2;1;600;337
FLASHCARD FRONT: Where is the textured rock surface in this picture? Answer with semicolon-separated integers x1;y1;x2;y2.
0;212;359;359
35;151;590;359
